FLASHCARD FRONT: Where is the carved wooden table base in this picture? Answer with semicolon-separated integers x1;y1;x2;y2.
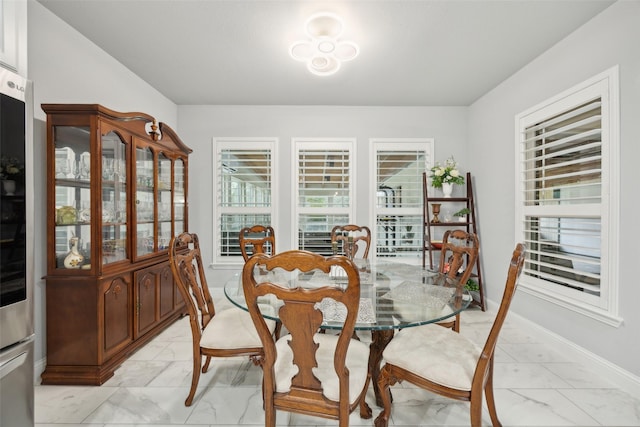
369;329;395;407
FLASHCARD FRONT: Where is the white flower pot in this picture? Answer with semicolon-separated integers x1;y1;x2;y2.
441;182;453;198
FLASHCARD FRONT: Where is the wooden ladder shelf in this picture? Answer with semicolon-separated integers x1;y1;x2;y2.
422;172;486;311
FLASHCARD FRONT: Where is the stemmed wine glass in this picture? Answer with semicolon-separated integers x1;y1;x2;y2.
56;158;71;178
79;153;90;180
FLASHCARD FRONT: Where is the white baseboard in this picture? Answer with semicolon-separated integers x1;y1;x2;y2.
500;302;640;397
34;357;45;385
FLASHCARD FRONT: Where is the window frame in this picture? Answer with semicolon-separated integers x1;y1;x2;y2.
514;66;621;326
211;137;277;265
370;138;434;264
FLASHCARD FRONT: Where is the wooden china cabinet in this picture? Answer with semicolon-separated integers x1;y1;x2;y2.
41;104;192;385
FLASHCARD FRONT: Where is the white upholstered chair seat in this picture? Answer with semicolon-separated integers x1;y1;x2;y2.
382;324;481;391
274;332;370;403
201;308;276;350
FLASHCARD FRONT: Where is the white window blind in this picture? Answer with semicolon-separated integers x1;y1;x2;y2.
213;139;275;261
515;67;620;325
294;139;353;254
372;139;433;263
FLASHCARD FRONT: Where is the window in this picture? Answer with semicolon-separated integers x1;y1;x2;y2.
371;139;433;263
515;67;620;326
294;138;354;254
212;138;276;263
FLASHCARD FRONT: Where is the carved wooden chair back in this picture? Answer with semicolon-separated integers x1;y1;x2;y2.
170;232;274;406
436;229;479;332
374;243;526;427
242;250;371;426
239;225;276;261
170;232;215;334
330;224;372;259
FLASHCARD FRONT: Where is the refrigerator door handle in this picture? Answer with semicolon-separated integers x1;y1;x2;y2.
0;351;28;380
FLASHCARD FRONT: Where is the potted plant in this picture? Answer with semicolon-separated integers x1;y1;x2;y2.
464;278;479;292
453;207;470;222
428;156;464;197
463;278;480;304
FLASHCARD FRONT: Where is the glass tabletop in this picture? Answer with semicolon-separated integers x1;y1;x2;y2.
224;260;472;331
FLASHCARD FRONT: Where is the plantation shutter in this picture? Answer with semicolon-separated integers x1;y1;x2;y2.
521;98;602;297
296;141;352;254
374;142;431;260
217;144;273;258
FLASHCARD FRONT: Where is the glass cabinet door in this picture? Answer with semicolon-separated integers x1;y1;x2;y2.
157;153;172;250
135;146;155;257
101;132;128;264
174;158;186;237
53;126;91;270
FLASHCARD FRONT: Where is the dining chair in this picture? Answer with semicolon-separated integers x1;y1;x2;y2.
374;243;526;427
242;250;372;426
169;232;276;406
436;229;479;332
330;224;371;260
239;225;276;261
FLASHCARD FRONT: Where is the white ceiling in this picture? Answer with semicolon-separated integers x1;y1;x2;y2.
37;0;615;106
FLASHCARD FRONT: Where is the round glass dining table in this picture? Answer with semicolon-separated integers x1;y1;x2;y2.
224;259;472;407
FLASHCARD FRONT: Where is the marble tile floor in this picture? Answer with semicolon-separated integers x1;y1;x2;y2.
35;289;640;427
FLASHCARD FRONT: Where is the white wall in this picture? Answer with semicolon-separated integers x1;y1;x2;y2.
177;105;468;286
468;1;640;377
27;1;178;367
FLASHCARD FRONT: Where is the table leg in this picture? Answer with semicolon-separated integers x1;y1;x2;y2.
370;329;394;407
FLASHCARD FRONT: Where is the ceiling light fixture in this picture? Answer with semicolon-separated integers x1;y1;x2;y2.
290;12;359;77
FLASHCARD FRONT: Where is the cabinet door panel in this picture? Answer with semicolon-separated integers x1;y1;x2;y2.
157;153;172;250
101;131;129;265
103;276;132;358
53;129;92;272
135;269;158;336
159;263;175;318
174;158;186;236
135;146;155;258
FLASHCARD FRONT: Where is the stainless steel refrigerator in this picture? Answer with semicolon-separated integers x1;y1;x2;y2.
0;67;34;427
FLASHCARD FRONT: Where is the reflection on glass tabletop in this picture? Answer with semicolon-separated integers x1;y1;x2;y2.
224;261;471;331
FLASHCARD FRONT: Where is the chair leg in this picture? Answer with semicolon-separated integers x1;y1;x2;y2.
374;365;395;427
485;358;502;427
359;375;373;419
185;352;202;406
202;355;212;373
470;391;484;427
264;397;276;427
453;313;461;333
